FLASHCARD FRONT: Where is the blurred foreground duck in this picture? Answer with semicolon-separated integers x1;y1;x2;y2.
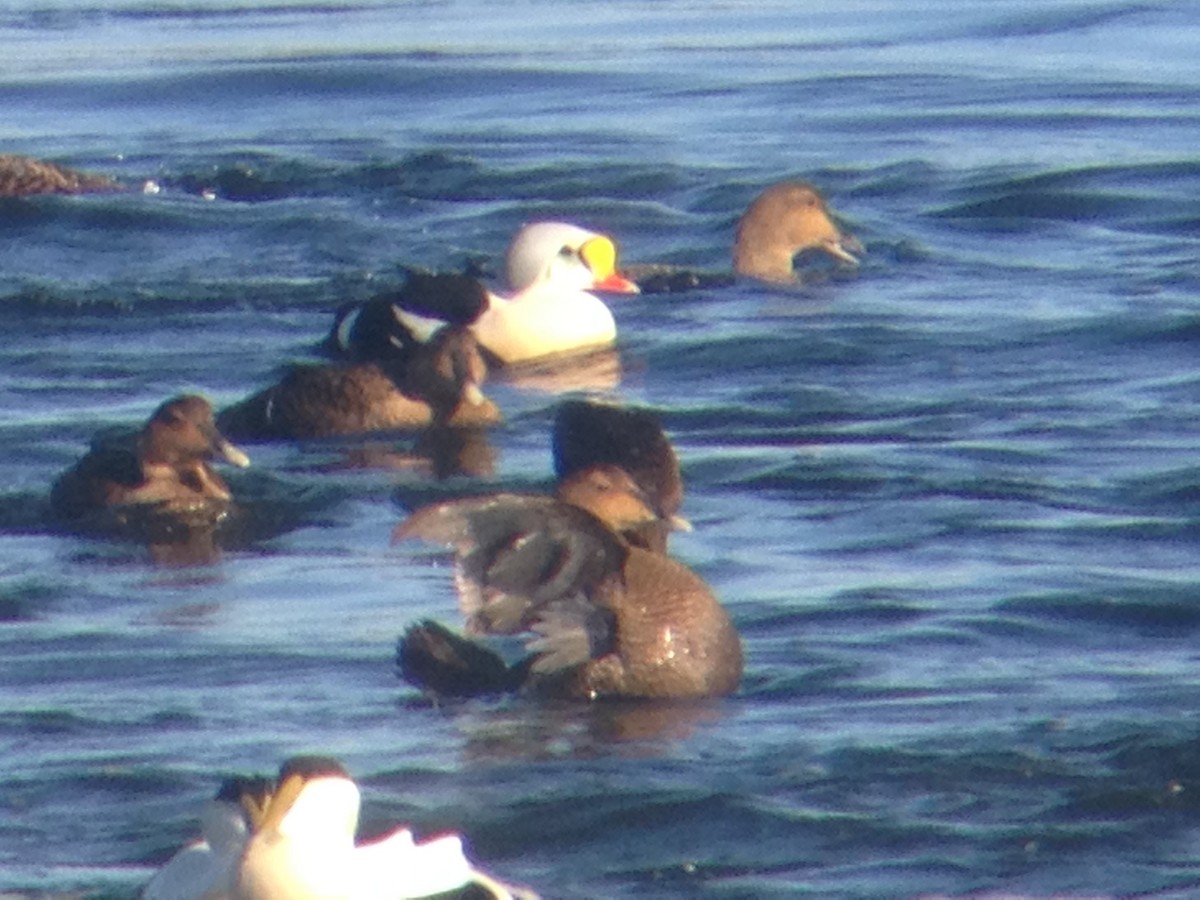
329;222;639;366
143;775;273;900
228;756;535;900
396;402;741;700
50;395;249;534
0;153;123;197
220;303;501;441
631;180;863;292
144;757;535;899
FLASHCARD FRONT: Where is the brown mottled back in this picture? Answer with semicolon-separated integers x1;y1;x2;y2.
0;154;121;197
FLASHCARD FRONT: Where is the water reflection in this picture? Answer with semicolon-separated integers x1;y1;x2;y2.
496;348;624;394
416;698;735;762
315;427;497;480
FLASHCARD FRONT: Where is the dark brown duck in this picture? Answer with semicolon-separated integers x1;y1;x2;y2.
552;398;689;552
396;463;742;701
50;394;250;527
218;326;501;441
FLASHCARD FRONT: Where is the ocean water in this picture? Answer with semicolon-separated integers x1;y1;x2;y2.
4;0;1200;896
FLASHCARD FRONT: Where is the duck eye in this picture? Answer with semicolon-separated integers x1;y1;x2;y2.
557;244;577;260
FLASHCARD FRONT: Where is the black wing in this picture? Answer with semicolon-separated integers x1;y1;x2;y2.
326;271;488;362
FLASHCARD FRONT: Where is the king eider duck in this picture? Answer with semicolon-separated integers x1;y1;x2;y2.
328;223;639;366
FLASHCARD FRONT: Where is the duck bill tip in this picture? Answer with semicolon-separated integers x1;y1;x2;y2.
826;242;861;266
828;232;864;266
463;382;486;407
220;442;251;468
592;273;641;295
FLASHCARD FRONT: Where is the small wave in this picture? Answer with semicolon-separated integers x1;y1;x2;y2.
997;589;1200;637
3;1;383;31
933;189;1150;225
1116;466;1200;513
0;275;335;314
351;150;691;204
1097;313;1200;347
928;160;1200;236
969;2;1161;40
158;154;346;202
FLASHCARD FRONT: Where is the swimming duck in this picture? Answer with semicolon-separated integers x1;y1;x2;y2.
0;153;122;197
329;223;639;366
233;756;536;900
142;775;273;900
629;180;862;292
396;463;742;701
476;221;641;363
733;181;862;283
218;325;501;441
50;394;250;529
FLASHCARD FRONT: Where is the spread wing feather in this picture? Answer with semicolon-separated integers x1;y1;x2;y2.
396;494;627;669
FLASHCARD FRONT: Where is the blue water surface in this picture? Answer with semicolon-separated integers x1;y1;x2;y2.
3;1;1200;897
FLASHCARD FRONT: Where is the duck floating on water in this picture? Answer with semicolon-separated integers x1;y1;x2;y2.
219;312;501;441
50;394;250;535
631;180;863;292
395;402;741;701
329;223;639;366
733;180;862;283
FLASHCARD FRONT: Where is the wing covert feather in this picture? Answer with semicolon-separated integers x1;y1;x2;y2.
396;494;629;636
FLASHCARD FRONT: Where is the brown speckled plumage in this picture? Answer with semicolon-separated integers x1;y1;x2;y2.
50;395;249;529
0;154;121;197
396;460;742;700
218;327;500;441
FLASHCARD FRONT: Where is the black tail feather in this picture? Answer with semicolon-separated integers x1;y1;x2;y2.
398;620;529;698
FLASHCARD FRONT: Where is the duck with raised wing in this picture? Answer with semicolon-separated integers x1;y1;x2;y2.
50;394;250;531
396;426;741;700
